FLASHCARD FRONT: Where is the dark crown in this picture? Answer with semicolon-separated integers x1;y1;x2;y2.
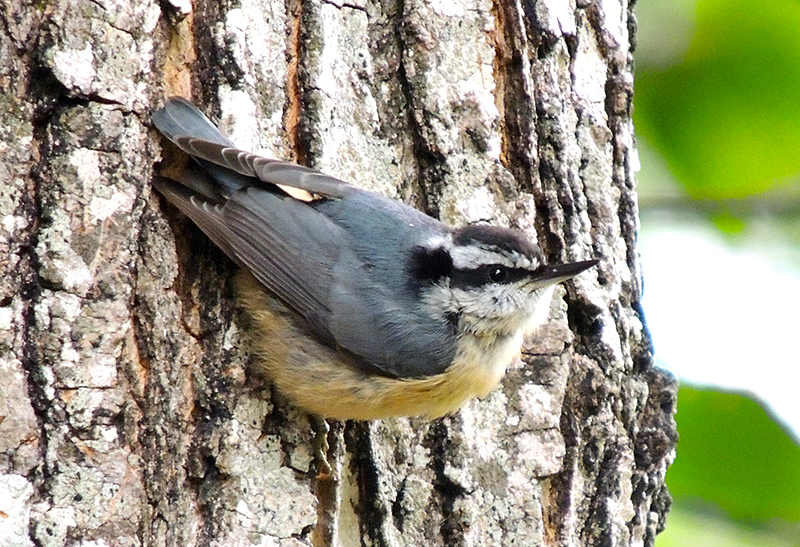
453;224;542;263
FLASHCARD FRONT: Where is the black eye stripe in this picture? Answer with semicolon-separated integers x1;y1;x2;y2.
451;265;529;289
409;246;453;284
489;266;506;283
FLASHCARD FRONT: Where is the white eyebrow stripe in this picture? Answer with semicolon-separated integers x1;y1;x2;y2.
450;245;535;270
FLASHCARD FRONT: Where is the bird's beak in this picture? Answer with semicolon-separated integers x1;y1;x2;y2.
530;259;599;288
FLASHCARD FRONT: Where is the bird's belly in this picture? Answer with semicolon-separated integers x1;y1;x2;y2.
237;272;519;420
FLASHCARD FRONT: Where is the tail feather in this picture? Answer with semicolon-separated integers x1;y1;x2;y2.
152;97;234;146
153;98;253;196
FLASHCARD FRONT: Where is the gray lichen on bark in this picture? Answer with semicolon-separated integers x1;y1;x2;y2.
0;0;676;546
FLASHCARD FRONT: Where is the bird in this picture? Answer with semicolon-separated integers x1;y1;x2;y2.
151;97;598;422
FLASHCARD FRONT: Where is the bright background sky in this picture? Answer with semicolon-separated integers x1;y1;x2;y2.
639;213;800;439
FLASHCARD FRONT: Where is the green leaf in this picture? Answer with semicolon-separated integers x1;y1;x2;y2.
667;385;800;522
635;0;800;201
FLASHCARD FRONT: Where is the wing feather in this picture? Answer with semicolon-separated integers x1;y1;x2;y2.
152;97;456;378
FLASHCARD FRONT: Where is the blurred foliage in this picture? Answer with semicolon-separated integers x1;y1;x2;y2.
657;386;800;547
667;386;800;522
633;0;800;545
657;504;799;547
634;0;800;204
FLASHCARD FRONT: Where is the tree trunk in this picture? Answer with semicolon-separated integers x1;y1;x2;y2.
0;0;677;546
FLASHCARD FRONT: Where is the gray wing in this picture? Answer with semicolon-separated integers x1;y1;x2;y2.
153;177;348;328
152;97;456;378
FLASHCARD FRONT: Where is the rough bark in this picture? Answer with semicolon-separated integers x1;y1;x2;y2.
0;0;677;546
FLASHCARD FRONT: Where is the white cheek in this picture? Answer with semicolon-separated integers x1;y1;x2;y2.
524;285;556;332
453;285;510;317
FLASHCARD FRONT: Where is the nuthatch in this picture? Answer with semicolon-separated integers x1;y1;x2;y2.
152;97;597;421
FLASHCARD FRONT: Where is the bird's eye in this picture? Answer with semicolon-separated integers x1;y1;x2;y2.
488;266;507;283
